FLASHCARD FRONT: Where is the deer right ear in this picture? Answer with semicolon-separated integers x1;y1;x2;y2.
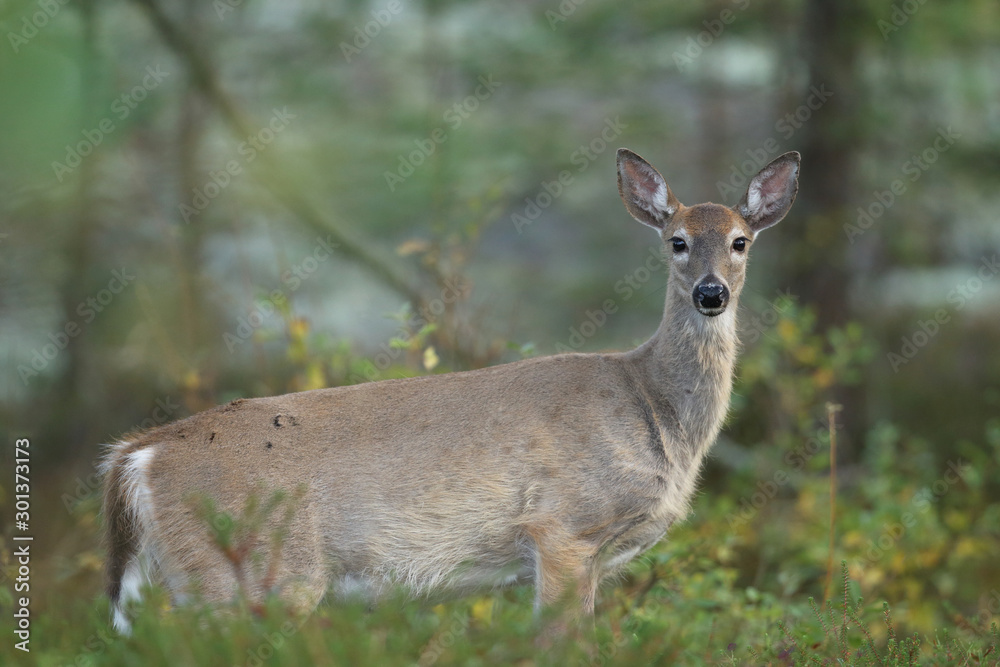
617;149;680;231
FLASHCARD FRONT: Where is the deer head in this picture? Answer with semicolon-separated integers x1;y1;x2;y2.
617;148;800;316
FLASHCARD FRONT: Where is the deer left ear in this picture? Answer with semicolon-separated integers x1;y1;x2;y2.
736;151;801;233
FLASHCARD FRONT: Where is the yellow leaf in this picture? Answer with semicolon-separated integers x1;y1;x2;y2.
182;369;200;391
471;598;494;623
842;530;866;550
423;346;439;371
890;550;906;573
77;551;103;572
953;536;982;559
75;510;97;529
303;363;325;391
397;238;431;256
796;488;816;515
907;604;936;634
777;319;798;343
794;345;818;364
944;510;970;532
920;549;942;568
857;566;885;589
812;367;835;389
289;317;309;341
904;578;922;601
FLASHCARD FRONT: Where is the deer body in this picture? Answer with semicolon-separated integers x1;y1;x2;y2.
103;149;799;632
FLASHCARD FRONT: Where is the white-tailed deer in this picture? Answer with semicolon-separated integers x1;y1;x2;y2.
102;148;800;632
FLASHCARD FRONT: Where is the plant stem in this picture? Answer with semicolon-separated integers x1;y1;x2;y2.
823;402;842;607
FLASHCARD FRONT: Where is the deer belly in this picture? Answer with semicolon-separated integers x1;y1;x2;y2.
324;509;529;598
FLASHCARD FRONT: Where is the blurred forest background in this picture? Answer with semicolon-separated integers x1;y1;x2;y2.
1;0;999;663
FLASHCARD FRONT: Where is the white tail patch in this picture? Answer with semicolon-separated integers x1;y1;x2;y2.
120;447;155;525
113;558;146;634
109;444;158;634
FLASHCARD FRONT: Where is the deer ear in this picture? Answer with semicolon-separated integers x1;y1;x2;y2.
617;149;680;231
737;151;800;233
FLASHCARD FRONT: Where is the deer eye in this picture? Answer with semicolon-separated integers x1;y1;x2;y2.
670;238;687;253
732;237;747;252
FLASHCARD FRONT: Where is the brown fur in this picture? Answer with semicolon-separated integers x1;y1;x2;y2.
102;148;799;630
676;203;753;236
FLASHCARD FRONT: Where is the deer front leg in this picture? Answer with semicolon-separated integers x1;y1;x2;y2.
528;526;598;617
528;530;599;649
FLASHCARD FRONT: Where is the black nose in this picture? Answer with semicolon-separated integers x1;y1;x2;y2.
694;280;729;310
699;283;724;298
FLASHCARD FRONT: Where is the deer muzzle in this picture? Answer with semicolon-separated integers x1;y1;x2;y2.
693;278;729;316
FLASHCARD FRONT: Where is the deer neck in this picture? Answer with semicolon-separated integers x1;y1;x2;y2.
629;278;740;459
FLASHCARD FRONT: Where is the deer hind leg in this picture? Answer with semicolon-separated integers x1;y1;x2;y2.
264;515;329;615
239;501;329;615
159;495;329;617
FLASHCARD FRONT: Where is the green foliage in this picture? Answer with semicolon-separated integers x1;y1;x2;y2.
189;484;306;605
3;285;999;666
3;526;998;665
1;0;998;661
